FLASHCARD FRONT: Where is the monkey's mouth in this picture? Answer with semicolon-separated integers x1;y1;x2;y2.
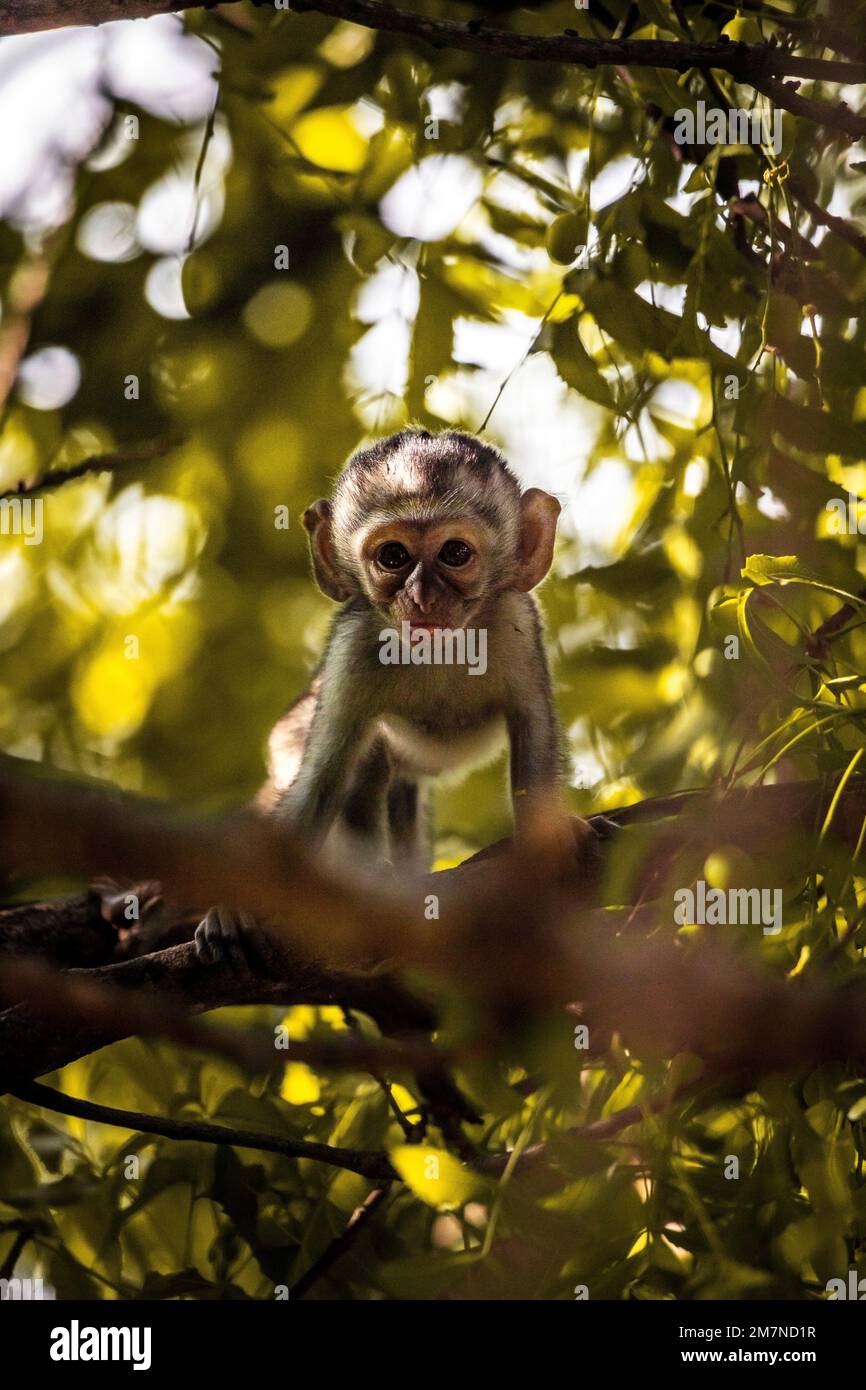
392;606;475;631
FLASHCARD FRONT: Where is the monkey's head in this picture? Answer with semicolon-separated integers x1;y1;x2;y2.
302;429;560;631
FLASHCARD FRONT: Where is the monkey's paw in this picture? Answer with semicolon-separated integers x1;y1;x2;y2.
194;906;268;972
587;813;621;841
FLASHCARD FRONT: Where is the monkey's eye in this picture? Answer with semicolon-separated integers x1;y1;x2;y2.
376;541;411;570
438;539;473;568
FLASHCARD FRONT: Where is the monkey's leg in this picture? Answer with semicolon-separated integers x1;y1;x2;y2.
340;738;391;858
387;777;430;872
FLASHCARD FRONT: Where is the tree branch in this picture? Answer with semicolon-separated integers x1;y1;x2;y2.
285;0;866;87
289;1183;392;1297
0;952;451;1078
0;1227;32;1281
789;177;866;263
0;0;863;136
11;1079;398;1180
6;769;866;1196
748;72;866;142
0;891;116;967
0;935;442;1091
0;434;183;503
4;765;866;1096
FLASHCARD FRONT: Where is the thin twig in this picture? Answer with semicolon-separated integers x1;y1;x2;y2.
0;1228;32;1281
289;1184;392;1298
0;434;184;503
789;178;866;263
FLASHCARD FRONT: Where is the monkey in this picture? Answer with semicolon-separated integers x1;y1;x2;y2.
194;427;566;966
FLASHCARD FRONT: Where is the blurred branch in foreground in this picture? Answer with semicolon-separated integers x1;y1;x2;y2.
3;764;866;1107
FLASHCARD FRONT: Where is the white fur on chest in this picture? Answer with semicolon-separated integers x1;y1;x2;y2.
377;711;506;778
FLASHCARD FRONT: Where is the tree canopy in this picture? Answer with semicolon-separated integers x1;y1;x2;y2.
2;0;866;1303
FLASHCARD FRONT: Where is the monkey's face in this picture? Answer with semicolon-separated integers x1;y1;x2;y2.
302;430;562;617
359;519;491;631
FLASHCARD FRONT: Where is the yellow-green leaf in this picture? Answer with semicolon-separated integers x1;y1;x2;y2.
390;1145;482;1209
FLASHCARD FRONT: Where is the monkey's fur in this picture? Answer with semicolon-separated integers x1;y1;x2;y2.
196;428;565;964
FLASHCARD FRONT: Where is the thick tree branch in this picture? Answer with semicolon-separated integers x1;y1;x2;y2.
0;892;116;967
1;761;865;977
0;936;441;1090
0;953;450;1078
4;766;866;1099
0;756;413;967
0;0;203;30
0;0;863;137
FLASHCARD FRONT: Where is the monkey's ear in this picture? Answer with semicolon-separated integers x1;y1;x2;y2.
302;500;351;601
514;488;561;591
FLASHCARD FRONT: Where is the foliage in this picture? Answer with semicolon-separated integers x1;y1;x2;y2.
2;0;866;1300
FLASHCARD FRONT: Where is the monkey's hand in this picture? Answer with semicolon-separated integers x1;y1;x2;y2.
194;906;272;974
587;812;621;841
513;797;620;887
92;876;198;957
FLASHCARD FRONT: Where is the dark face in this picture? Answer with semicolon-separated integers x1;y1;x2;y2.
358;517;491;631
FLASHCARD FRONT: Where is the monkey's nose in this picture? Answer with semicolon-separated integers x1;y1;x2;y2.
406;566;432;612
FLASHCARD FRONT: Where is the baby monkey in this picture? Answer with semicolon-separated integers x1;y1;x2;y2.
196;428;565;964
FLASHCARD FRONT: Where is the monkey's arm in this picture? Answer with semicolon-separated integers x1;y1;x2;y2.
273;619;380;844
504;605;564;827
274;705;366;843
507;703;562;822
194;693;368;967
196;615;384;967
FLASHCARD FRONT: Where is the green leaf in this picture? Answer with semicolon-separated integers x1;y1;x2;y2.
551;321;614;407
390;1145;484;1209
741;554;821;587
682;165;709;194
772;399;866;459
742;555;866;609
